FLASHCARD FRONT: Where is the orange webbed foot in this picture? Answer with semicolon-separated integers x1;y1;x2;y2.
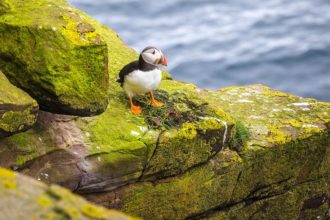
131;105;142;115
151;100;164;107
149;91;164;107
129;96;142;115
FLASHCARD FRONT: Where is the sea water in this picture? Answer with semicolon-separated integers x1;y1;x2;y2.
69;0;330;101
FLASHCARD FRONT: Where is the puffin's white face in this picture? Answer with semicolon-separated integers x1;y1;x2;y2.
141;47;167;66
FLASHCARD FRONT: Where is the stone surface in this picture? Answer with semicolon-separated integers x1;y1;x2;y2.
84;85;330;220
0;71;38;138
0;167;138;219
0;81;233;194
0;0;109;116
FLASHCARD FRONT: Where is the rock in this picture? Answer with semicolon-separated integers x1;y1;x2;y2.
0;71;38;138
0;167;138;219
84;84;330;220
0;0;109;116
0;82;233;193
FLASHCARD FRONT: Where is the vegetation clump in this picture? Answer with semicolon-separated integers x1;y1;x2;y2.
231;120;250;151
135;90;206;130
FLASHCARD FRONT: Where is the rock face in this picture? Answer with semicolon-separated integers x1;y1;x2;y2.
0;0;329;220
0;167;137;220
0;0;109;116
0;83;233;194
0;71;38;138
84;84;330;220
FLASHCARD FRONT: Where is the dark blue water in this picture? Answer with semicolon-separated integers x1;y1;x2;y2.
69;0;330;101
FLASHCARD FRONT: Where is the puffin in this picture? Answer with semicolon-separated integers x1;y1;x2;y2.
117;46;168;115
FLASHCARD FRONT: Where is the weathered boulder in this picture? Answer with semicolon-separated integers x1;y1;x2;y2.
84;84;330;220
0;0;109;116
0;83;233;193
0;71;38;138
0;167;138;219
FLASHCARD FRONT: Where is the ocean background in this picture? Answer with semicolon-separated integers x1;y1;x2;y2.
68;0;330;101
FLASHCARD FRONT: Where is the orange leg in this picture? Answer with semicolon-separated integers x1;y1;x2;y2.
129;97;142;115
149;91;164;107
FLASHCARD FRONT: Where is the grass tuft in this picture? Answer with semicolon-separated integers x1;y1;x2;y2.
134;90;199;130
231;120;250;151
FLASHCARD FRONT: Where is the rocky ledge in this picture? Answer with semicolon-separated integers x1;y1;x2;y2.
0;167;137;219
0;0;329;220
0;0;109;115
0;70;38;138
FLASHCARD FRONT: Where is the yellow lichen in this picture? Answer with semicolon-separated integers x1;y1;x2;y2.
81;204;107;219
63;207;81;218
84;31;100;42
0;168;16;189
37;196;52;208
266;127;290;144
215;108;234;124
299;127;322;139
280;119;303;128
198;117;222;132
260;90;294;98
61;15;85;45
178;123;197;139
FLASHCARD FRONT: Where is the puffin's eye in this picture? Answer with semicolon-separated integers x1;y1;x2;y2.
152;50;156;55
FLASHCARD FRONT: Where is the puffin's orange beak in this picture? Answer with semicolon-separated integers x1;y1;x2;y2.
161;55;168;66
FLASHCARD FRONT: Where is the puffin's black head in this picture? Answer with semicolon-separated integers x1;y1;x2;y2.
140;46;168;66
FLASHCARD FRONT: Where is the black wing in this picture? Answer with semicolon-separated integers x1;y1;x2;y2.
117;61;139;87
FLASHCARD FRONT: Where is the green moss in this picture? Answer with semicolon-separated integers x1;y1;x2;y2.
0;108;36;133
0;0;109;116
141;117;229;180
0;122;56;166
0;71;38;137
122;150;243;220
206;177;330;220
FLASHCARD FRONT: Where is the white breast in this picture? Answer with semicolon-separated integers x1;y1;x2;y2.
123;69;162;97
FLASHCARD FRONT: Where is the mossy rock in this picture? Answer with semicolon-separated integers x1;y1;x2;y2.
0;80;233;194
204;177;330;220
0;0;109;116
0;71;38;137
0;167;138;219
86;85;330;220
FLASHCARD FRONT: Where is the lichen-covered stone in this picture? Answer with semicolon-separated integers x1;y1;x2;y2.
0;167;138;220
84;85;330;220
0;80;233;193
204;177;330;220
0;0;109;116
0;71;38;137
